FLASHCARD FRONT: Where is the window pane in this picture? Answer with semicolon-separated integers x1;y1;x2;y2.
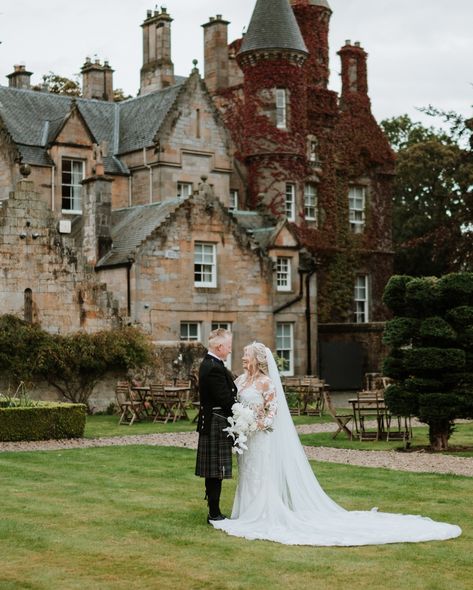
276;323;293;374
194;242;216;287
61;159;84;212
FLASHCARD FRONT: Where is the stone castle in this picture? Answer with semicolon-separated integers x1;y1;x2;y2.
0;0;394;387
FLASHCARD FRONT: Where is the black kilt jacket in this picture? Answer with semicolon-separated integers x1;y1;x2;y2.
195;354;237;478
196;354;237;436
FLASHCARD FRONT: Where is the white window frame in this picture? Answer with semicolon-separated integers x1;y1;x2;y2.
304;183;317;223
276;88;287;129
276;322;294;376
285;183;296;221
349;186;366;234
177;182;193;198
194;242;217;288
276;257;292;292
211;322;232;368
180;322;201;342
61;158;84;214
354;275;369;323
229;189;239;211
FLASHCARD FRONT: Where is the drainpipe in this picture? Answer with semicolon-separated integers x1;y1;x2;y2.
143;147;152;204
305;269;316;375
128;175;132;207
126;257;134;317
51;164;56;211
273;270;305;315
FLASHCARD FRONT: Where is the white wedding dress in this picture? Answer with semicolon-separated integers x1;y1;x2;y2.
211;346;462;546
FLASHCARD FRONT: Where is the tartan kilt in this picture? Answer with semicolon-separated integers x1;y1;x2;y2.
195;413;233;479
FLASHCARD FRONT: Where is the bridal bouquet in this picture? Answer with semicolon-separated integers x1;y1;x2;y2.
224;402;272;454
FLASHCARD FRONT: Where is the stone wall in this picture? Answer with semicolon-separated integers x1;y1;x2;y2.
0;178;117;333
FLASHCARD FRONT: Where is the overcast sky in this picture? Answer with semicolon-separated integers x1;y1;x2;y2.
1;0;472;128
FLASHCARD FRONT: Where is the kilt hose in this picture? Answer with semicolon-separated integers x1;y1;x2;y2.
195;413;233;479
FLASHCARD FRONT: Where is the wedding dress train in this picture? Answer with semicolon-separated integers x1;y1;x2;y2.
211;347;462;546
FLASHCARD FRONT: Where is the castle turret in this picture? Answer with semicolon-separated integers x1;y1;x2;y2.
140;7;175;94
237;0;309;216
291;0;332;90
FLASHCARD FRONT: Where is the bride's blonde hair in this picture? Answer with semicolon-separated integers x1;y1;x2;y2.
244;342;269;379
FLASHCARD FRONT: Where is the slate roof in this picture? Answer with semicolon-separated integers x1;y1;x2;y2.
0;79;186;173
231;210;278;250
96;198;185;267
239;0;308;56
117;84;182;155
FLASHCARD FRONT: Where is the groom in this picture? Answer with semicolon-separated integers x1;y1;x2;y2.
195;328;237;523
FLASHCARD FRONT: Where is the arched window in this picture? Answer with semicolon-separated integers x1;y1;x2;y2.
24;288;33;323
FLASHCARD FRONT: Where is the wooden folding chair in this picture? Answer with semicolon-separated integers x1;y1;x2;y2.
283;377;302;415
115;381;144;426
322;389;353;439
356;390;385;441
148;383;168;423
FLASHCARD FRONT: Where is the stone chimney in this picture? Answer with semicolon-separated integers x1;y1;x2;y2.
140;7;175;95
82;171;113;265
202;15;230;92
7;65;33;90
81;58;114;101
338;41;369;101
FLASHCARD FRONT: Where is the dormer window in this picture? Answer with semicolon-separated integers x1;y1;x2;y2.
61;158;84;214
276;89;287;129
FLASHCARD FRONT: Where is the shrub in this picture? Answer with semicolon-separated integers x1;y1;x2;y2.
35;327;155;408
419;317;457;345
405;277;440;317
383;317;419;347
403;347;465;373
446;306;473;329
382;275;414;315
0;402;86;441
0;315;47;385
382;272;473;451
437;272;473;308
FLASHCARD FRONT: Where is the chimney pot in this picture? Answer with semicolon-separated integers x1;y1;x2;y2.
147;9;152;17
161;6;167;13
216;14;222;19
345;39;351;46
354;41;361;47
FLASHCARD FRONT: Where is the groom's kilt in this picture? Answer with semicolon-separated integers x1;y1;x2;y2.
195;413;233;479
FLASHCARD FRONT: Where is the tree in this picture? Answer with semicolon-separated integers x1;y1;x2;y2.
33;72;82;97
381;112;473;276
382;273;473;451
35;327;155;408
0;315;47;386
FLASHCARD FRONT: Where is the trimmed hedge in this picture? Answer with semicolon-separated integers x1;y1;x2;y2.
0;402;86;442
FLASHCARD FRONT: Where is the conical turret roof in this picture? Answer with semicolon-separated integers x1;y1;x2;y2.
239;0;308;56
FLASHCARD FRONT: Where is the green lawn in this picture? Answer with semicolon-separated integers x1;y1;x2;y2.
0;446;470;590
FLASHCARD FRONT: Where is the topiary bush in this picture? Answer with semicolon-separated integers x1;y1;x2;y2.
382;272;473;450
0;402;86;441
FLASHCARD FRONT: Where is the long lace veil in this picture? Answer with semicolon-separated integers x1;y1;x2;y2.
264;346;344;513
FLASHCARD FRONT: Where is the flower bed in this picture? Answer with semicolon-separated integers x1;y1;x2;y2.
0;401;86;442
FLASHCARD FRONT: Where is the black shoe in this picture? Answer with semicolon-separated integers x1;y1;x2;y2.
207;514;227;524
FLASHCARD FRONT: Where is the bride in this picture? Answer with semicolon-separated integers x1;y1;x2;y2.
210;342;462;546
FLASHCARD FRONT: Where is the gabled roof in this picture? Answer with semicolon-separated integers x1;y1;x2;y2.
230;210;297;250
96;198;185;267
96;193;283;269
0;79;187;174
117;83;183;155
239;0;308;56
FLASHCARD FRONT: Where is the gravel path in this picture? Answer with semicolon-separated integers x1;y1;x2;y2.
1;422;472;477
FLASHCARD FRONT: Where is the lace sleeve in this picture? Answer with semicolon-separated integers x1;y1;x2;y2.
255;377;277;430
